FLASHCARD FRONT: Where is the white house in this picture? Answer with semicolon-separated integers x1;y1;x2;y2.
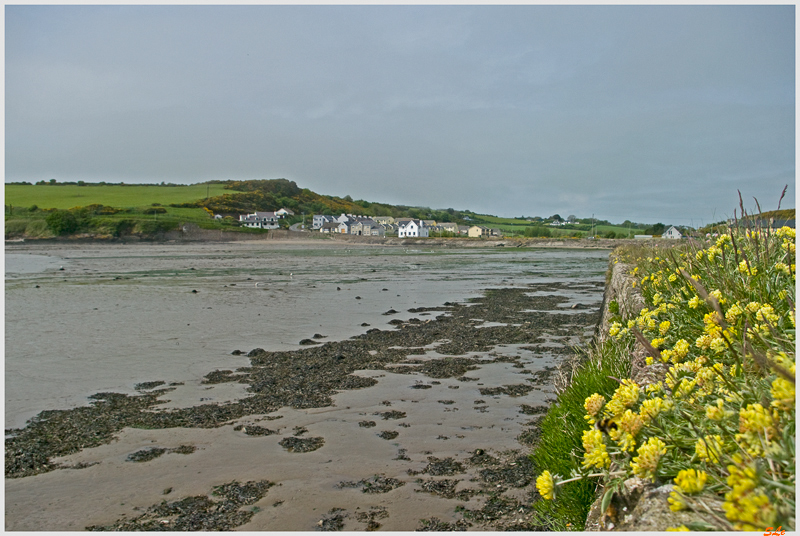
239;211;281;229
276;208;295;217
312;215;337;230
398;220;428;238
663;226;683;239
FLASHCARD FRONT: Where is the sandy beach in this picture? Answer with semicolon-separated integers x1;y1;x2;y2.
6;240;608;531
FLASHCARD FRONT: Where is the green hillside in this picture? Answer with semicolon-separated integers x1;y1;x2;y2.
5;182;228;210
5;178;668;240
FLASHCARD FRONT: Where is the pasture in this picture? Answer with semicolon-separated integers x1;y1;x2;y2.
5;183;229;210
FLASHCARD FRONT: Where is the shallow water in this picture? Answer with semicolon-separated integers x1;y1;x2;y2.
6;242;607;429
5;241;609;530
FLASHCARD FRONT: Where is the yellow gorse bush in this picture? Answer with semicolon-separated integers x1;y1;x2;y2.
534;223;795;531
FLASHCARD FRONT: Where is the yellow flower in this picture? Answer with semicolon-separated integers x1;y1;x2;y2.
770;375;795;411
688;296;702;309
584;393;605;417
618;409;644;436
666;525;690;531
639;397;665;423
582;429;610;469
736;403;777;455
650;337;665;349
695;435;723;463
738;260;757;275
630;437;666;481
745;301;761;314
756;304;779;325
667;491;686;512
536;470;556;500
709;337;727;354
709;289;726;305
775;262;791;275
705;399;733;421
673;339;690;359
613;379;640;408
608;322;620;337
724;302;743;324
674;468;707;494
674;378;696;400
723;490;776;531
659;320;670;335
615;431;637;453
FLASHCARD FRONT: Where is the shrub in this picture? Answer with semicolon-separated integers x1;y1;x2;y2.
5;220;28;237
133;220;178;235
45;210;78;235
535;220;796;531
142;207;167;215
24;220;54;238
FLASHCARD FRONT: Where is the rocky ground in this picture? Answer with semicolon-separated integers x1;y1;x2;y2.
6;280;603;530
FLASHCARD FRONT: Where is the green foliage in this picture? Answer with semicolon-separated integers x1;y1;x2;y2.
5;220;28;238
45;210;78;235
5;183;228;210
24;220;52;238
644;222;666;235
529;343;632;528
523;226;553;238
133;220;179;235
536;216;796;531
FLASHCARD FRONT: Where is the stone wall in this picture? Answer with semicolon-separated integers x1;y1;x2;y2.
584;255;722;532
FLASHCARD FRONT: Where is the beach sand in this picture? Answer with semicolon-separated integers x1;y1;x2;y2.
5;240;608;531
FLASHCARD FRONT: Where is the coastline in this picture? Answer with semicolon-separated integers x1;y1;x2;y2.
6;242;608;530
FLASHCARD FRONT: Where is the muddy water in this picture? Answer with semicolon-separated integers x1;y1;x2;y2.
5;241;608;531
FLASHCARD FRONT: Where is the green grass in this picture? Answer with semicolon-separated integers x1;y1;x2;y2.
468;214;646;238
529;341;632;529
5;183;229;210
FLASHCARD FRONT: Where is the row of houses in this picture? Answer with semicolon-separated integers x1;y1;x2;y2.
238;208;295;229
312;214;503;238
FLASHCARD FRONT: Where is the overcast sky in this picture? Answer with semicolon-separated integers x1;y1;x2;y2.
5;5;795;225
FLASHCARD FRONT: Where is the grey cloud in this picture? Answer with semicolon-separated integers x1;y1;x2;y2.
6;5;794;224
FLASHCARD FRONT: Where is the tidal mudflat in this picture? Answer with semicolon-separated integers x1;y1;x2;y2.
6;240;608;531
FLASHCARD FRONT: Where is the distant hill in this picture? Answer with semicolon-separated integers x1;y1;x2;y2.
174;179;474;224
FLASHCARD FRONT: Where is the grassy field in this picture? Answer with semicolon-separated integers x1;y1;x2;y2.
471;215;647;237
5;183;229;210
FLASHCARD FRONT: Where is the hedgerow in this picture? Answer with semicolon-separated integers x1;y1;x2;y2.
536;217;796;531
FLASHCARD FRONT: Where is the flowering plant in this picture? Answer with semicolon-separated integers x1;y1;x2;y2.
536;218;795;531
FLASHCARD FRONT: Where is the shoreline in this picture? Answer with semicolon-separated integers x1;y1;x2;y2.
6;243;607;530
5;226;659;250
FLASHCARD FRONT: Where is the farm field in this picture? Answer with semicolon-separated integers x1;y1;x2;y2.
472;215;647;238
5;183;229;210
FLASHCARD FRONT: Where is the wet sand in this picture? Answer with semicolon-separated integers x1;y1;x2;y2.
6;241;608;531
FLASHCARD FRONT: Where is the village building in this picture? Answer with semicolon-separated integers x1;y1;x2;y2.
439;222;459;233
312;215;337;229
468;225;491;238
350;220;385;236
320;222;340;234
239;211;281;229
372;216;395;225
663;226;683;239
398;220;429;238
